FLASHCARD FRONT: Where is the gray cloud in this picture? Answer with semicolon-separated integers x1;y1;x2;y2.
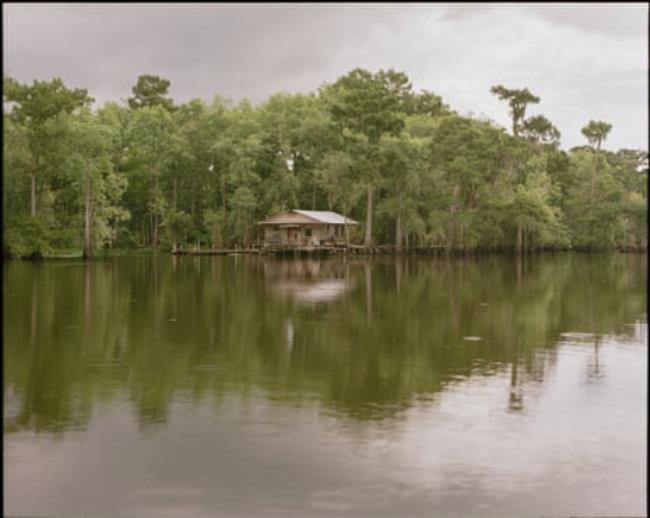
3;3;648;150
523;4;647;38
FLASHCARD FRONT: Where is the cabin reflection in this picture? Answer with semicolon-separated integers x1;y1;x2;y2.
264;259;354;304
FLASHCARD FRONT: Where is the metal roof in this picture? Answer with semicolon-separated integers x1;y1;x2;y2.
292;210;358;225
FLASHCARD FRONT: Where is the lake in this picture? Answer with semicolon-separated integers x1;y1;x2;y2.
3;253;647;517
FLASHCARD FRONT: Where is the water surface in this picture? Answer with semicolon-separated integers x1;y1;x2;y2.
4;253;647;516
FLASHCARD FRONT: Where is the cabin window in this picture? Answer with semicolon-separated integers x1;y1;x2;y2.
306;228;312;237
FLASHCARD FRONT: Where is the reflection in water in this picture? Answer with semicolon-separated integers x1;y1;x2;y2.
587;337;605;384
274;279;350;304
365;261;372;324
267;259;355;305
509;356;524;412
3;253;647;516
4;254;646;426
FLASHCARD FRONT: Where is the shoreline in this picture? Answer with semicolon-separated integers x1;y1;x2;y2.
4;246;647;261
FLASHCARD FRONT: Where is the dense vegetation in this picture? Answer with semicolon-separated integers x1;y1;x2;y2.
3;71;647;258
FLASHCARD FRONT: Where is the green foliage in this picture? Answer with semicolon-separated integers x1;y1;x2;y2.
490;85;540;136
377;134;428;247
127;74;174;111
162;208;191;249
512;160;569;249
4;77;95;255
321;68;415;246
322;68;411;144
314;151;361;211
407;90;448;117
204;208;226;248
4;77;93;124
63;110;130;256
2;71;646;256
230;186;258;245
562;149;628;250
522;115;561;147
581;120;613;150
3;216;51;258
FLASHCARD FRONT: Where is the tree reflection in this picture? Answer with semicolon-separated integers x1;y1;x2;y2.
586;337;606;384
3;253;646;434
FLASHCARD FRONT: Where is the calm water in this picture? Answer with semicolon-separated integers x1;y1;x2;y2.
3;253;647;517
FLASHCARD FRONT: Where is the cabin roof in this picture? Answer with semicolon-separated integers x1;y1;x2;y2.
292;210;358;225
258;210;358;225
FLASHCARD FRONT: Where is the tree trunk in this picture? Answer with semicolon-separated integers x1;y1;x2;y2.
364;186;373;248
509;353;522;410
30;173;37;218
221;172;228;246
395;214;403;252
395;259;402;294
149;214;154;246
516;222;523;255
110;221;117;250
448;184;460;253
395;212;403;253
83;174;93;259
591;140;601;199
344;212;350;248
173;177;177;208
153;213;159;247
139;217;145;247
154;175;160;247
524;229;528;255
590;139;601;234
459;222;465;252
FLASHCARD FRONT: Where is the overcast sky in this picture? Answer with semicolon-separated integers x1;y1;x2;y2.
4;3;648;150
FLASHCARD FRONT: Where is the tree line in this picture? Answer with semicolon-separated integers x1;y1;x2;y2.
3;70;647;258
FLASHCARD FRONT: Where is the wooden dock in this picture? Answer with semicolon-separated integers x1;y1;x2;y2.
170;245;447;256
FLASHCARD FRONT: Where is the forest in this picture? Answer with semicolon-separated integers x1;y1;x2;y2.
3;70;648;258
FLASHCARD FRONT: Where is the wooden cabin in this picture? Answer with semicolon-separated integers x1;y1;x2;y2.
257;210;358;248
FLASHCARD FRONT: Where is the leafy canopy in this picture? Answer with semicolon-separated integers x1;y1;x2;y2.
490;85;540;136
581;120;612;149
127;74;174;111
